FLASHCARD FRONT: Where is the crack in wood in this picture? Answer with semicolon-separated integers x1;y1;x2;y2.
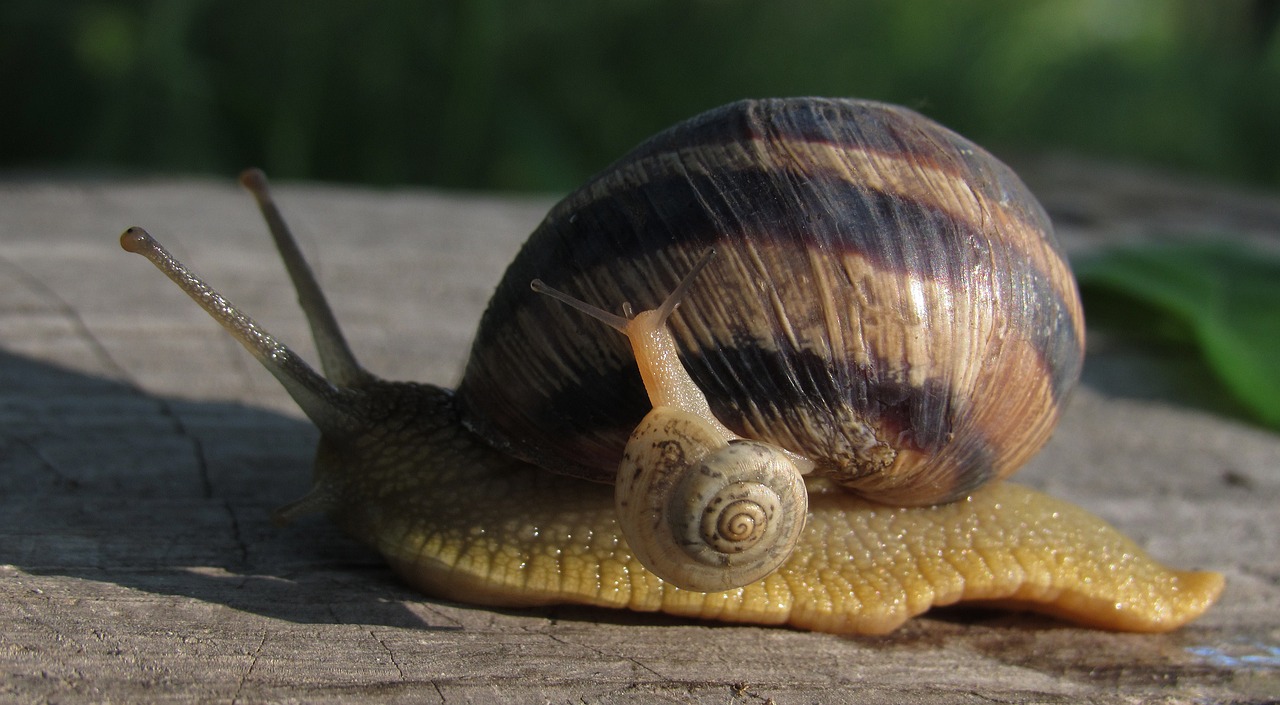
231;629;267;705
371;629;407;682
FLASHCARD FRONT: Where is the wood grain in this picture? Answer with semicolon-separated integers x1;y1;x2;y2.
1;161;1277;703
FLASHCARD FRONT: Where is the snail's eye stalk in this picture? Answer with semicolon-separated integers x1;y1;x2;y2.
531;278;631;332
238;169;371;388
119;226;357;437
654;249;715;325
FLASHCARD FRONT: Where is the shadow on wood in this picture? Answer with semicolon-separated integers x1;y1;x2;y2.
0;350;447;629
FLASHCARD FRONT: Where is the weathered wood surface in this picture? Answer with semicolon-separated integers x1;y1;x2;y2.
2;159;1278;703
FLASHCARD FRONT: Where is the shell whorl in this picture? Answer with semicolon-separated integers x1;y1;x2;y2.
458;97;1084;505
616;409;808;592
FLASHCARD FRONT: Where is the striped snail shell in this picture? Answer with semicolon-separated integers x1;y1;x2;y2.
458;97;1083;509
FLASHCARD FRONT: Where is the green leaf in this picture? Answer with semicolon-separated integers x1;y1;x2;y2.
1075;242;1280;429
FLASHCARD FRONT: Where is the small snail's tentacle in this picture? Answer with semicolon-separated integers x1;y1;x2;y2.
119;227;362;438
239;169;371;388
653;249;714;324
528;250;714;334
358;425;1223;634
615;409;808;591
530;279;629;332
533;254;742;438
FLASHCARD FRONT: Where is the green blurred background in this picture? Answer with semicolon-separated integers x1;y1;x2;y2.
6;0;1280;428
4;0;1279;193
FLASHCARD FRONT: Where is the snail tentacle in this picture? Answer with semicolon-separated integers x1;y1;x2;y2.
238;169;371;387
120;227;362;439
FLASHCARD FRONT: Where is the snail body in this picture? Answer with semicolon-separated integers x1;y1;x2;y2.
120;97;1223;633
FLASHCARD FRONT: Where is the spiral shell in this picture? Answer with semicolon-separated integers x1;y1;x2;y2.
617;408;808;591
458;97;1084;505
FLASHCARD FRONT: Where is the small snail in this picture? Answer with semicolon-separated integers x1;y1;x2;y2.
121;98;1222;634
531;253;811;591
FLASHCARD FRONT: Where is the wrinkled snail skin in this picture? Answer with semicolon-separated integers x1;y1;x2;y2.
119;97;1225;634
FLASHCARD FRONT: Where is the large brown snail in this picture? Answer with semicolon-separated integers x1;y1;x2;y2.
120;97;1222;634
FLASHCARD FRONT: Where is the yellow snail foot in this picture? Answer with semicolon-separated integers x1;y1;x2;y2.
360;440;1222;634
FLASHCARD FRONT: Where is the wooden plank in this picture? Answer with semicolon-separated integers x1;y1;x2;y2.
1;163;1277;703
